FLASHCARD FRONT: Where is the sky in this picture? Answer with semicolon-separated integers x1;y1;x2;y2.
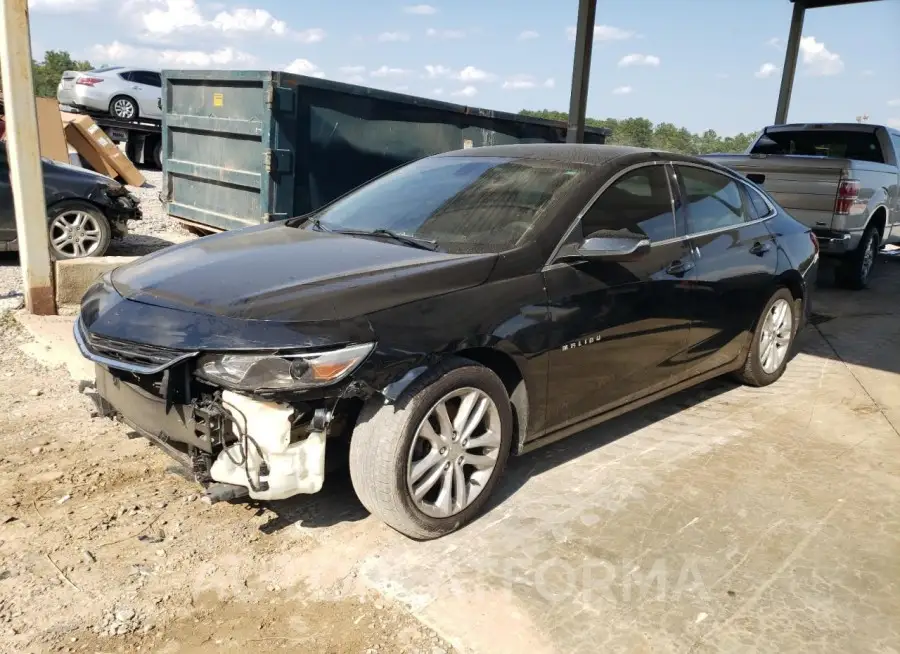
26;0;900;136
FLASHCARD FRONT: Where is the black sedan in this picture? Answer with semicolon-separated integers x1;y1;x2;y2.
75;144;818;539
0;146;141;259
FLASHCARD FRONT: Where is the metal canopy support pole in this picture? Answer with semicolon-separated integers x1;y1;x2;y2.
566;0;596;143
774;2;806;125
0;0;55;314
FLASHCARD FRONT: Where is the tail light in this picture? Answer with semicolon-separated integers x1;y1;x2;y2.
809;230;819;255
834;179;859;215
76;76;104;87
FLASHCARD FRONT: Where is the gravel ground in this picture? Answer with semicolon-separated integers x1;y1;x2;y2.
0;168;196;310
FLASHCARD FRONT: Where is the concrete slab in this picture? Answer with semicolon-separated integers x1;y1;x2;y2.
55;256;137;306
358;258;900;653
14;312;91;381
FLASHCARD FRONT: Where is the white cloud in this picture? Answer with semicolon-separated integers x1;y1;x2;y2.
294;28;327;44
377;31;410;42
543;78;555;88
211;8;286;35
618;53;660;67
518;30;539;40
502;75;537;90
285;58;325;78
426;28;466;39
452;86;478;98
799;36;843;76
370;65;412;77
89;40;256;68
142;0;205;36
888;118;900;129
393;85;410;92
612;85;632;95
433;88;444;95
566;24;634;41
404;3;437;14
862;69;875;77
766;37;783;48
161;46;255;67
128;0;320;42
340;65;366;75
888;99;900;107
29;0;98;11
424;64;453;78
457;65;495;82
755;62;779;79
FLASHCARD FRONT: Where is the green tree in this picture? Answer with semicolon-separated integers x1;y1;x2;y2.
32;50;92;97
519;109;760;155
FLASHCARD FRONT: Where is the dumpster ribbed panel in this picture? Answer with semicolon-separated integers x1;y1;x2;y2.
161;70;610;232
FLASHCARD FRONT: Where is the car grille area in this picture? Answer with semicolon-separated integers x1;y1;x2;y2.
77;318;196;374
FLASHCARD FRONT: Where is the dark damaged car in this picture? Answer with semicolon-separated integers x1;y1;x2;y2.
0;145;141;258
75;145;818;539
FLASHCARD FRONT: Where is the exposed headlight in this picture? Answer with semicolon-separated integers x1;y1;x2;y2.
195;343;374;391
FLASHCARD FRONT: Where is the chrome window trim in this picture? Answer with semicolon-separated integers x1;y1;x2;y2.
543;161;675;268
73;318;198;375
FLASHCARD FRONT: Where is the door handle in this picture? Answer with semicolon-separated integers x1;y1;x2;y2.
666;259;695;276
749;241;772;256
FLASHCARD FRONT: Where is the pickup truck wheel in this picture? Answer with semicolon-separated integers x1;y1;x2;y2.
47;201;112;260
836;225;879;290
734;288;797;387
349;357;512;540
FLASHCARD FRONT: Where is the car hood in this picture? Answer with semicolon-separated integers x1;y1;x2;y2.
111;223;498;322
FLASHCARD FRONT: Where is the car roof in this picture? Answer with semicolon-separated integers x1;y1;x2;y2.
437;143;648;165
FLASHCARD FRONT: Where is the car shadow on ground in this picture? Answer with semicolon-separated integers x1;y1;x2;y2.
106;234;181;256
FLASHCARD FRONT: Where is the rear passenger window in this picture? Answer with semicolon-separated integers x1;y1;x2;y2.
581;166;676;242
745;186;772;220
678;166;749;234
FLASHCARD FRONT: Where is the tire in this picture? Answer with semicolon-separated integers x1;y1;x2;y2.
349;357;513;540
152;140;162;169
836;224;879;290
47;201;112;260
109;95;139;120
734;287;798;387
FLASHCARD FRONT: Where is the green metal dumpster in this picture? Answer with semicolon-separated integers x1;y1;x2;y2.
161;70;610;231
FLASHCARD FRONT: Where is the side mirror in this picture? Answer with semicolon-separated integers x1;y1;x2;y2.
562;230;651;262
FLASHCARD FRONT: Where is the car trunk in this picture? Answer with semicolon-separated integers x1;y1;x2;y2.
705;154;846;229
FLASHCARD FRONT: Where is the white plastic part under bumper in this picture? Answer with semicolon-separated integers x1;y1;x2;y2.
209;390;326;501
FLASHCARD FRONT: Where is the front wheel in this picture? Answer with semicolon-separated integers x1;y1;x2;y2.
734;288;798;387
349;358;513;540
47;201;112;260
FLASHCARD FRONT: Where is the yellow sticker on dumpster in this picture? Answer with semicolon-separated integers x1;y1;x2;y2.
213;92;224;107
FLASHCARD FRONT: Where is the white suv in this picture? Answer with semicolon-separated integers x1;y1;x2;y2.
57;66;162;121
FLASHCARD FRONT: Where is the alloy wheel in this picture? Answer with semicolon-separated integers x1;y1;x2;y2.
758;298;793;374
406;387;502;518
49;211;103;258
860;234;876;283
113;98;135;119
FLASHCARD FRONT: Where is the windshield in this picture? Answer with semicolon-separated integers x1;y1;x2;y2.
310;156;583;254
750;130;884;164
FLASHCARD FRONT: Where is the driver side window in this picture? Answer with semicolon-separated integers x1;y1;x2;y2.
580;165;676;242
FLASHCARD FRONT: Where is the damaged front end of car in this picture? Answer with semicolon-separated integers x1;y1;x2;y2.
74;276;380;504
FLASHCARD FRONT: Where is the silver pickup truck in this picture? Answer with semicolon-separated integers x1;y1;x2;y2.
706;123;900;289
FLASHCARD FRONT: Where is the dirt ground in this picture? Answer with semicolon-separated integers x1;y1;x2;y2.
0;312;454;654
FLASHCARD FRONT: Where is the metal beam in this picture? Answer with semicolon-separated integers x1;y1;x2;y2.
0;0;56;314
566;0;596;144
774;1;805;125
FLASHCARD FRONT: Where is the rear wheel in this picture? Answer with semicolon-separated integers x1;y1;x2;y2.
110;95;138;120
734;287;797;387
349;357;513;540
836;224;879;290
